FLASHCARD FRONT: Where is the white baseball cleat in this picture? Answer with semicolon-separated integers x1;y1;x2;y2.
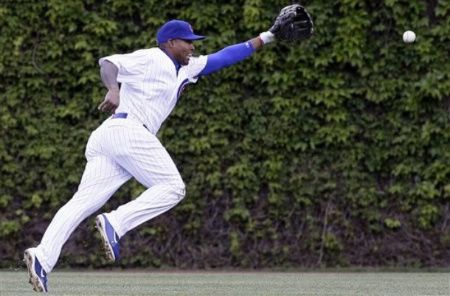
24;248;48;293
95;214;120;262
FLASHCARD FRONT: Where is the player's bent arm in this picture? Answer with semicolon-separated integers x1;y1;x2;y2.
98;60;120;113
198;34;273;76
100;60;120;91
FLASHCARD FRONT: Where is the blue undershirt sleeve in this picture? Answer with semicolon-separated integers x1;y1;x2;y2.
198;41;256;76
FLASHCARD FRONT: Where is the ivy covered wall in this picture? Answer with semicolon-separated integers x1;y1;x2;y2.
1;0;450;268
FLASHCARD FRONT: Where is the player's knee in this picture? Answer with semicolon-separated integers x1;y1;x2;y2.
171;180;186;201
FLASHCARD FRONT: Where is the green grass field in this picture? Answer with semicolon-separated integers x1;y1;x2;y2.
1;270;449;295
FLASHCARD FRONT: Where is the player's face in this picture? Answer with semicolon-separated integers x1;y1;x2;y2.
170;39;195;65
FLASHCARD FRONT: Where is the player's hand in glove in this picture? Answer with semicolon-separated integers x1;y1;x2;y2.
259;4;314;44
98;87;120;114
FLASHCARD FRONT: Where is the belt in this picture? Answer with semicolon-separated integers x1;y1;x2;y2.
111;112;149;130
112;112;128;119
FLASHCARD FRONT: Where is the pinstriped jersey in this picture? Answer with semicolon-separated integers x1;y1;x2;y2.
99;48;207;134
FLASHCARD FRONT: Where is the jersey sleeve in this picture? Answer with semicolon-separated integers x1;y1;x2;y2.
98;49;151;83
185;55;208;82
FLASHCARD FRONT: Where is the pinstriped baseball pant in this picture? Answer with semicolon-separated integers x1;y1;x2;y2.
34;118;185;272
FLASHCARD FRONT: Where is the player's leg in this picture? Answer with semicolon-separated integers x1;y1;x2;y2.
94;168;183;262
105;171;185;238
97;122;185;249
29;156;131;273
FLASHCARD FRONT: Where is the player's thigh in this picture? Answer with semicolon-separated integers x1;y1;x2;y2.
114;133;182;188
75;156;132;206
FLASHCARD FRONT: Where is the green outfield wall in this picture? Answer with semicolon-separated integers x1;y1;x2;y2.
1;0;450;268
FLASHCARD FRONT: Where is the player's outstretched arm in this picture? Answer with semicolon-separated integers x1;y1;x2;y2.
199;4;313;77
98;60;120;113
198;38;267;77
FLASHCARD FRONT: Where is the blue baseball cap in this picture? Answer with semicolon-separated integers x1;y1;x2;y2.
157;20;206;44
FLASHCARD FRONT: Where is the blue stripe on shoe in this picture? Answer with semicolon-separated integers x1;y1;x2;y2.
102;214;120;260
34;256;48;292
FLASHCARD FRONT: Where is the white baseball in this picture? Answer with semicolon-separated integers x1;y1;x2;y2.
403;30;416;43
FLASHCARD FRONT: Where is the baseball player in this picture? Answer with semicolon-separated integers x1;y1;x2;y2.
24;5;313;293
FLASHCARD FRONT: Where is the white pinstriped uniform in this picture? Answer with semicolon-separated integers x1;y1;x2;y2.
33;48;208;272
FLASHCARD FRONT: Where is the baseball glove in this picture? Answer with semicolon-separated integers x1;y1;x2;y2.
270;4;314;42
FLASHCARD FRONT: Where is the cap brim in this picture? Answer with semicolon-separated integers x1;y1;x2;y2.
181;34;206;41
